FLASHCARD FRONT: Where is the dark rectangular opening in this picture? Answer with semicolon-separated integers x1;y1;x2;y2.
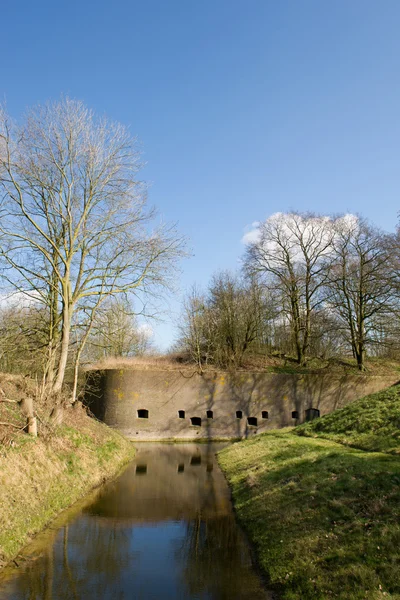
305;408;320;421
262;411;269;419
247;417;258;426
206;410;213;419
178;410;185;419
236;410;243;419
135;464;147;475
206;463;213;472
177;463;185;473
190;455;202;466
292;410;299;419
190;416;201;426
137;409;149;419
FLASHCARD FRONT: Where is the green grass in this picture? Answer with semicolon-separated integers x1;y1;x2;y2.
60;425;96;449
219;432;400;599
295;383;400;454
0;418;135;567
219;384;400;598
96;439;119;464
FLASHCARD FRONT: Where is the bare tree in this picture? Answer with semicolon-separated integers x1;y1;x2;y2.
84;297;152;360
0;98;185;394
245;212;335;365
386;223;400;325
327;217;393;370
178;285;214;371
207;272;265;367
178;273;269;369
0;300;49;376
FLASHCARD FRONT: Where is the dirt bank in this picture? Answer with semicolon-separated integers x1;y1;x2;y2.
0;374;135;568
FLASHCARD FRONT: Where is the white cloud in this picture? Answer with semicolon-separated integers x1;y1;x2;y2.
242;221;261;245
0;290;42;310
137;323;154;340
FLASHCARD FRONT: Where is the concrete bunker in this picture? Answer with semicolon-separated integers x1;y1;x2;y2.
84;368;399;440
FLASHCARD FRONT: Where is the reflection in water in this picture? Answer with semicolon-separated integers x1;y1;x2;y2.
0;443;271;599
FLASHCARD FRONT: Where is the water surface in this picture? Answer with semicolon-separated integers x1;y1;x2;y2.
0;443;272;599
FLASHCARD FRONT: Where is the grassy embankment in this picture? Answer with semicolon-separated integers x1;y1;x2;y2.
219;384;400;600
0;374;135;568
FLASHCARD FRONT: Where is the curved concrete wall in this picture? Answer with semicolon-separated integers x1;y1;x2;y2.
86;369;398;440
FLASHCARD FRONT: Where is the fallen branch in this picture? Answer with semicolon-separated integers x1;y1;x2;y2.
0;422;24;429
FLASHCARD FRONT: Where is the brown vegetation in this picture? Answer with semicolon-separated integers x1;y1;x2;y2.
0;372;134;567
85;352;400;375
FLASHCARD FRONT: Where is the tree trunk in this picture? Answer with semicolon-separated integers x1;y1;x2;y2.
53;297;71;393
290;293;303;364
27;416;37;436
356;346;366;371
71;349;82;404
44;265;61;388
44;546;54;600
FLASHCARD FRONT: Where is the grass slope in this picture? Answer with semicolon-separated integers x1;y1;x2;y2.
0;404;135;567
296;383;400;454
219;384;400;600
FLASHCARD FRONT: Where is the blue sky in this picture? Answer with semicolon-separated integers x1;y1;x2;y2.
1;1;400;349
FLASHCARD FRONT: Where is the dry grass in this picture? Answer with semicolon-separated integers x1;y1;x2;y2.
0;377;135;568
85;353;201;372
84;353;400;375
0;372;74;446
0;373;39;445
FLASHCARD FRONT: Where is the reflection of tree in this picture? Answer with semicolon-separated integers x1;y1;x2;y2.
3;445;268;600
178;514;266;600
10;518;135;600
62;526;78;600
44;545;53;600
171;446;267;600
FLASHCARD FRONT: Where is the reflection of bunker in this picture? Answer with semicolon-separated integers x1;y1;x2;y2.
85;443;231;522
85;369;398;440
1;443;270;600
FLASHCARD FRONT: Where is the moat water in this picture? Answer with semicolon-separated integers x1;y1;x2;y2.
0;443;272;600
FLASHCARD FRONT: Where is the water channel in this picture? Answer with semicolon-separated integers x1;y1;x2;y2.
0;443;273;599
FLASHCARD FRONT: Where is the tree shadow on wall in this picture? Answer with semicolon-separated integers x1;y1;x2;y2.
82;370;107;421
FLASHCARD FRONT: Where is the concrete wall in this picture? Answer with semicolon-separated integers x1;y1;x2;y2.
86;369;399;440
